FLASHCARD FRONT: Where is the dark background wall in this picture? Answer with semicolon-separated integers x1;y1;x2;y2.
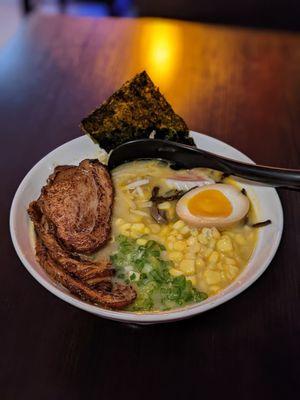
21;0;300;30
135;0;300;30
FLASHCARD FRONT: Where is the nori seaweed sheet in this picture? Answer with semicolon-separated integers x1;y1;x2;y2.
80;71;194;152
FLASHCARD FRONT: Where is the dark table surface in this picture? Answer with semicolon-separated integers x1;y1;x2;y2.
0;14;299;400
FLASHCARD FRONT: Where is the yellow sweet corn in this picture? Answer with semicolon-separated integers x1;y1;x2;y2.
187;236;197;246
158;201;171;210
150;224;161;233
188;243;201;254
137;238;148;246
174;241;186;251
187;275;197;287
169;251;183;262
216;236;233;252
173;220;185;230
131;223;145;232
169;268;183;277
210;285;220;294
226;265;239;279
196;258;205;269
204;270;221;284
180;226;190;235
160;226;170;236
204;248;213;259
211;227;221;239
208;251;219;264
179;259;195;275
197;233;208;245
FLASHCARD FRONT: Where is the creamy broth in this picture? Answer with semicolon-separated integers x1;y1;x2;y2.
96;160;257;298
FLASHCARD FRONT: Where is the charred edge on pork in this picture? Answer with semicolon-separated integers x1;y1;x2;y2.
28;159;137;309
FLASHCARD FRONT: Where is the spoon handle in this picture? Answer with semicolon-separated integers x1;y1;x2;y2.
172;143;300;189
208;153;300;188
108;139;300;189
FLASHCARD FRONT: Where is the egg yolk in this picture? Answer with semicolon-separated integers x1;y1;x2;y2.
188;189;233;217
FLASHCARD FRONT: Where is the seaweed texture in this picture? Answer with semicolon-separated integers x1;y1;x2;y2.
80;71;194;152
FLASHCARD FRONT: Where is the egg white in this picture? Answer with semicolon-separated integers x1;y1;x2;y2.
176;184;250;229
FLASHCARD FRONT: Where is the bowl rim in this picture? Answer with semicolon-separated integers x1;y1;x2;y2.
9;132;283;323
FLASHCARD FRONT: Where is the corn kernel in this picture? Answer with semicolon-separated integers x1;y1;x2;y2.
187;236;197;246
216;262;223;271
122;223;131;230
224;257;237;265
211;227;221;239
208;251;219;264
216;236;233;252
174;241;186;251
144;228;150;234
196;258;205;269
204;248;213;258
176;233;184;240
210;285;220;294
179;259;195;275
169;268;183;277
202;227;213;238
196;275;208;292
187;275;197;286
149;234;163;243
168;207;176;220
137;238;147;246
169;251;183;262
208;261;217;270
180;226;190;235
208;239;216;249
198;234;208;245
188;243;201;253
119;223;131;234
128;231;137;238
158;201;171;210
160;226;170;236
150;224;161;233
173;220;185;230
205;270;221;284
226;265;239;279
131;223;145;232
220;271;227;281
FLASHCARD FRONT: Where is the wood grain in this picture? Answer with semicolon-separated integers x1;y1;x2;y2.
0;14;299;400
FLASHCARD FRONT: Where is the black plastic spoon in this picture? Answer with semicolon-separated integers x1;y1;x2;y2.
108;139;300;189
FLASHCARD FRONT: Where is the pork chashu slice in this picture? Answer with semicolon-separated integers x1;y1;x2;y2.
36;159;113;254
28;160;137;309
28;201;136;309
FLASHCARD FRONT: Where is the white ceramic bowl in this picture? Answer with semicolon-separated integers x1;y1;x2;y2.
10;132;283;324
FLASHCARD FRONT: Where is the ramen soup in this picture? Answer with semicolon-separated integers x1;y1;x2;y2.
95;160;258;312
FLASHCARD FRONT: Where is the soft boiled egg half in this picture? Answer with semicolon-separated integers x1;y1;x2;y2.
176;184;250;229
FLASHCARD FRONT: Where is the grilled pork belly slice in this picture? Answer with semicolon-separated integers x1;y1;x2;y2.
36;159;113;254
35;236;136;309
28;201;114;283
28;160;137;309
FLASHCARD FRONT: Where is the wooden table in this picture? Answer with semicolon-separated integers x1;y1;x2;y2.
1;14;299;399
